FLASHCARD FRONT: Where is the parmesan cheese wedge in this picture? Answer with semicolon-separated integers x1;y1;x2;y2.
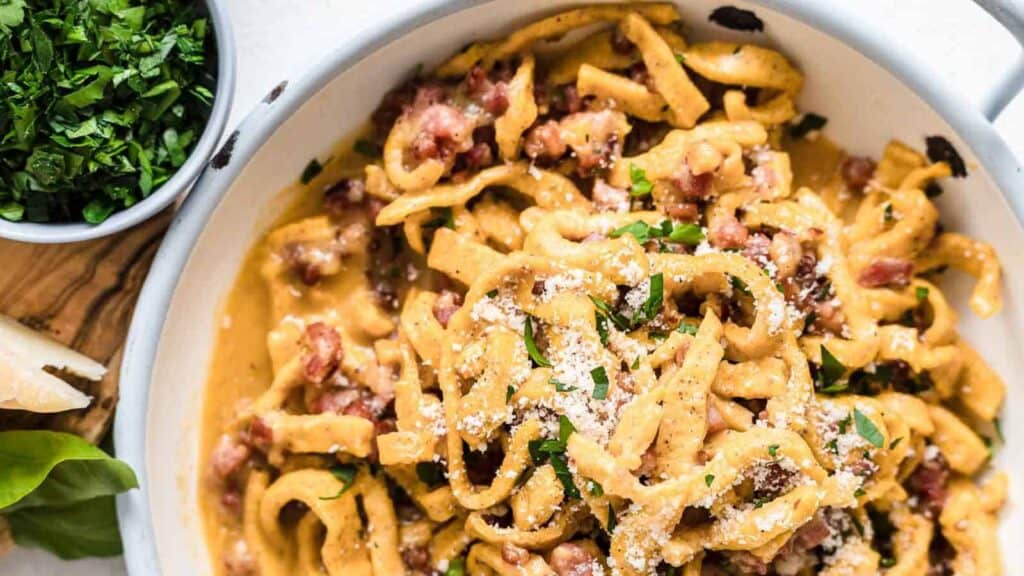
0;315;102;413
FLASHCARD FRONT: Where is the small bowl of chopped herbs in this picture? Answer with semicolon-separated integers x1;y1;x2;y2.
0;0;234;243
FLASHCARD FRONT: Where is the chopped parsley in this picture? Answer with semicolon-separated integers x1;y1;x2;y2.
789;112;828;139
524;316;552;367
883;202;894;222
853;408;884;448
589;295;631;331
444;558;466;576
889;436;904;450
549;377;576;393
300;158;323;184
853;488;866;498
423;206;456;230
506;385;515;402
879;557;897;568
629;163;654;197
595;312;610;346
633;273;664;325
589;481;604;496
0;0;215;223
816;345;847;393
767;444;780;458
675;53;686;64
486;289;498;298
915;286;929;303
610;219;704;246
729;275;751;296
631;356;641;370
704;473;715;487
559;415;575;443
606;504;617;532
669;223;705;245
353;138;381;157
677;321;698;335
590;366;609;400
319;464;357;500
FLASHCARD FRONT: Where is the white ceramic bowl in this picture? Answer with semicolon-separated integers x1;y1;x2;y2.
116;1;1024;573
0;0;236;244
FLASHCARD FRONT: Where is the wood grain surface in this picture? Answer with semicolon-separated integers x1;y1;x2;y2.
0;210;172;443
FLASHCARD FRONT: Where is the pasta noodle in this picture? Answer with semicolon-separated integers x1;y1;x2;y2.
201;5;1009;576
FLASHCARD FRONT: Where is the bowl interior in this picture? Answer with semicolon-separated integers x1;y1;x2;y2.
139;0;1024;572
0;0;234;244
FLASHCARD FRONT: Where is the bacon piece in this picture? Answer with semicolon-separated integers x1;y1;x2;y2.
627;62;656;92
411;104;475;163
465;65;510;116
220;489;243;517
670;164;713;200
841;156;876;191
432;289;464;328
401;545;431;573
709;215;749;249
301;322;343;384
792;517;831;550
524;120;567;160
743;233;771;266
591;179;630;213
724;551;768;575
246;417;274;453
323;178;367;217
549;543;597;576
502;543;531;566
858;257;914;288
210;434;251;479
611;28;634;54
907;448;950;519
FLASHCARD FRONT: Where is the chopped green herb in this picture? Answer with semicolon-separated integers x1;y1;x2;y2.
444;558;466;576
838;413;852;435
817;345;847;392
915;286;929;303
668;222;705;245
853;408;885;448
559;415;575;443
889;437;904;450
590;366;609;400
752;496;769;509
524;316;552;367
816;280;832;302
0;0;214;223
850;515;865;537
589;295;631;331
506;385;515;402
486;289;498;298
589;481;604;496
424;207;456;230
354;139;381;157
883;203;894;222
611;221;655;243
549;377;576;393
704;473;715;487
319;464;357;500
595;312;610;346
675;53;686;64
634;273;664;325
994;417;1004;443
826;438;839;455
629;163;654;197
549;453;580;498
301;158;323;184
879;557;897;568
631;356;641;370
729;275;751;296
789;112;828;139
677;321;698;335
606;504;617;532
415;462;446;487
767;444;780;458
854;488;866;498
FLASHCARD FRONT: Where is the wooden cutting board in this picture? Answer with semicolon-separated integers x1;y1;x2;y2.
0;210;173;443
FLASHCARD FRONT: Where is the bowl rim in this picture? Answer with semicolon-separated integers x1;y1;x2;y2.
0;0;237;245
115;0;1024;574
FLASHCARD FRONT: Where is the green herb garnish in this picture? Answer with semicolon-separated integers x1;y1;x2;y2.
677;321;698;335
590;481;604;496
606;503;617;531
595;312;610;346
0;1;214;223
300;158;323;184
610;219;704;246
444;558;466;576
591;366;609;400
669;222;704;245
817;345;847;393
549;377;576;393
789;112;828;139
889;436;904;450
853;408;884;448
704;473;715;487
629;163;653;197
915;286;929;303
634;273;664;325
767;444;779;458
320;464;358;500
506;385;515;402
524;316;552;367
486;289;498;298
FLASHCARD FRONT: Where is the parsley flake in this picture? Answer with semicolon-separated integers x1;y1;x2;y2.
319;464;357;500
704;473;715;487
853;408;884;448
590;366;610;400
524;316;552;367
629;163;654;197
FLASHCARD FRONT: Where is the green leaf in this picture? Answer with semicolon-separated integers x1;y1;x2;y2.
444;558;466;576
629;163;653;197
677;321;698;335
606;503;617;532
668;223;704;245
30;25;53;72
83;199;115;224
506;385;515;402
818;345;846;391
319;464;357;500
300;158;323;184
595;312;609;346
524;316;552;367
6;496;123;559
589;295;630;331
62;67;114;108
558;415;575;443
549;377;575;393
611;221;653;243
0;202;25;222
704;474;714;487
853;408;884;448
589;481;604;496
590;366;609;400
0;431;137;512
767;444;779;458
915;286;929;303
639;273;663;323
0;0;26;27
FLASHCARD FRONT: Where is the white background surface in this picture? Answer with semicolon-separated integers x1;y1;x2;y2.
1;0;1021;575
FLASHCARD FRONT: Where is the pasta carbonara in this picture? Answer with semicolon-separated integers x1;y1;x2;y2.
201;4;1008;575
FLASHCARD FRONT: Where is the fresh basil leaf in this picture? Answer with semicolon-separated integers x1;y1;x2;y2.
524;316;552;367
6;496;123;559
853;408;884;448
0;431;137;512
